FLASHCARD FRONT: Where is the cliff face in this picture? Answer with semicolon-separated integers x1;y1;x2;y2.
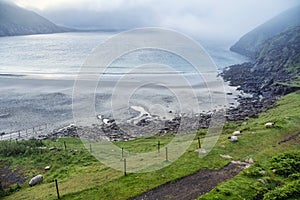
222;26;300;121
0;1;71;36
230;5;300;58
223;26;300;94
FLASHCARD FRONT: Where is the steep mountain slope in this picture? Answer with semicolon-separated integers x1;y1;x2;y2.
222;26;300;121
224;26;300;92
0;1;72;36
230;5;300;58
255;26;300;75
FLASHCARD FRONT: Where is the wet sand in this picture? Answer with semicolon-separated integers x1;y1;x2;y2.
0;74;238;134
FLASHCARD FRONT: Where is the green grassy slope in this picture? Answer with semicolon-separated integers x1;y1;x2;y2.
230;5;300;57
1;92;299;200
200;92;300;199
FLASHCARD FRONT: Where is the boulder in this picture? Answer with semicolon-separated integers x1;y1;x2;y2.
195;148;207;153
220;154;233;159
258;178;266;185
242;121;248;126
245;157;254;164
231;160;250;168
259;170;267;175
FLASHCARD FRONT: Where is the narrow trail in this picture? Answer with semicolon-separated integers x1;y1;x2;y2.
131;163;244;200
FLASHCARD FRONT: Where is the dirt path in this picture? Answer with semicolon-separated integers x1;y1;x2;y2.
278;133;299;145
131;163;245;200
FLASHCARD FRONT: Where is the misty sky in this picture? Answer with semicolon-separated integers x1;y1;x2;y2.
13;0;299;40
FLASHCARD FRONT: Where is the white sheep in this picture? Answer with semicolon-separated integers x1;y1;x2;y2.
265;122;275;128
103;118;115;125
228;136;238;142
103;118;110;124
232;131;243;136
29;174;43;187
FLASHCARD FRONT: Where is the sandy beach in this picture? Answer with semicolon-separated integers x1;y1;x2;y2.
0;73;238;136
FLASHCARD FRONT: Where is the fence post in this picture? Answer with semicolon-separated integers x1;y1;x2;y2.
198;137;201;148
55;179;60;199
124;158;127;176
158;140;160;153
165;147;168;162
64;141;67;151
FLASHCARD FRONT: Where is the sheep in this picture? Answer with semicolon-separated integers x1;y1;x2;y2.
103;119;110;124
29;174;43;187
228;136;238;142
103;118;115;125
232;130;243;136
265;122;275;128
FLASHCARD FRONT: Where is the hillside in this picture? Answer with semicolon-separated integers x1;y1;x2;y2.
1;91;299;199
222;26;300;121
0;1;72;36
200;13;300;200
223;25;300;93
230;5;300;58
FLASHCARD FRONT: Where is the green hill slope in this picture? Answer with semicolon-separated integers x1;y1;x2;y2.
0;1;72;36
230;5;300;58
223;26;300;96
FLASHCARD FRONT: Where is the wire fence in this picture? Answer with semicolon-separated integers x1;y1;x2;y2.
0;124;49;141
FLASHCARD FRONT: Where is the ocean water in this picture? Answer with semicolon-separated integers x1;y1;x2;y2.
0;32;248;133
0;32;247;77
0;32;109;77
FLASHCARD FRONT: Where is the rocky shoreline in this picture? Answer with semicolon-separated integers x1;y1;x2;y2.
7;25;300;142
45;58;299;141
7;36;300;142
43;114;202;141
222;63;299;121
10;60;298;142
38;64;299;141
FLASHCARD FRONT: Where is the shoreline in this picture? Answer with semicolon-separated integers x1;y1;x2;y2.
1;68;293;142
222;63;300;122
0;73;238;139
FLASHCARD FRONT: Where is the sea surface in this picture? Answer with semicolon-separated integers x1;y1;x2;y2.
0;32;248;133
0;32;247;77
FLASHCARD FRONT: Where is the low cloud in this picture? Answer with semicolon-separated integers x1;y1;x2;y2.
13;0;300;40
